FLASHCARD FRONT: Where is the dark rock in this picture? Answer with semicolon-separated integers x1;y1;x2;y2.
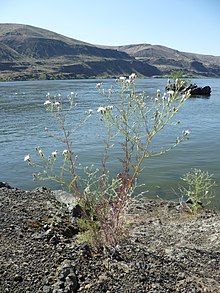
186;198;203;206
71;204;83;218
34;186;50;192
166;83;211;96
52;260;78;293
189;85;211;95
62;224;79;238
0;182;12;189
14;274;23;282
80;243;92;258
49;235;60;245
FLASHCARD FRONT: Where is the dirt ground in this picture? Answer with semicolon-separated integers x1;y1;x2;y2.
0;186;220;292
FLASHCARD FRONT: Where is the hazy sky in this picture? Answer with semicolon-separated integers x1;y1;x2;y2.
1;0;220;56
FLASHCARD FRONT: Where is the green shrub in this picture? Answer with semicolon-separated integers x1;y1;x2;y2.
179;168;216;215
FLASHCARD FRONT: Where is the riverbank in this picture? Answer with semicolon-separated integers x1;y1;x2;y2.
0;186;220;292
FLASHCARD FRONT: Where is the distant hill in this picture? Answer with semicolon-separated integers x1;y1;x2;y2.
101;44;220;77
0;24;220;81
0;24;159;81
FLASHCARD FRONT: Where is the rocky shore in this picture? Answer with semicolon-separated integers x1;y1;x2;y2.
1;185;220;292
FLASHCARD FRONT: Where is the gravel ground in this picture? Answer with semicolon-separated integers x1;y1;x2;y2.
0;185;220;292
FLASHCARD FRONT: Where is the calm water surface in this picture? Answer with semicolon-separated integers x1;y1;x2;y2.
1;78;220;207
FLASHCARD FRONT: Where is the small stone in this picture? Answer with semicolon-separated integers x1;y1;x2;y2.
71;204;83;218
47;276;54;283
14;274;23;282
58;280;65;289
49;235;59;244
42;285;52;293
98;273;108;283
84;283;92;289
43;224;49;230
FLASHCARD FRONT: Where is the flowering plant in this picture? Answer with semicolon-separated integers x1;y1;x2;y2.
25;75;191;251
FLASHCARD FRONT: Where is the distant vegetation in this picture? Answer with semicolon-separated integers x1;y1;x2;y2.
0;24;220;81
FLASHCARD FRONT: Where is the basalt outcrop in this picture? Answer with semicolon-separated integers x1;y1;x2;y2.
166;83;211;96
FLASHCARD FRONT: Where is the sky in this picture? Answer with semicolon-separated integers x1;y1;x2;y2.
1;0;220;56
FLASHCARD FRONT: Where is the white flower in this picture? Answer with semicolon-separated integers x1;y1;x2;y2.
36;146;44;157
97;106;106;114
108;88;113;94
107;105;113;111
181;93;189;100
129;73;137;80
54;101;60;106
38;149;44;157
162;93;167;101
119;76;126;81
167;90;174;97
125;79;132;85
182;130;190;136
157;89;161;98
62;149;69;157
24;154;31;162
84;186;90;194
52;150;58;158
96;82;103;89
44;100;51;106
68;92;77;101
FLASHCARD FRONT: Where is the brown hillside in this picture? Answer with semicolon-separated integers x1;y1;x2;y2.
0;24;159;80
100;43;220;77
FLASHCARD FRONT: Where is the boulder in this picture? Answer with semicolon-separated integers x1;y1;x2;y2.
52;190;78;212
166;83;211;96
189;85;211;95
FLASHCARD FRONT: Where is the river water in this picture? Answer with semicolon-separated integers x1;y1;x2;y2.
1;78;220;206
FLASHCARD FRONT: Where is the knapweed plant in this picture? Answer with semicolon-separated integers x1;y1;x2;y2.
25;75;191;252
179;168;216;215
